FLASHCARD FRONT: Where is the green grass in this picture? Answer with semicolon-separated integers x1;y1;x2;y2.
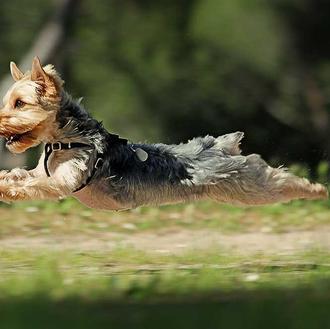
1;248;330;299
0;199;330;328
1;248;330;329
0;197;329;237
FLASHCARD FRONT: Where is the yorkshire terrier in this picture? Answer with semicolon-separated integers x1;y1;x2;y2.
0;57;327;210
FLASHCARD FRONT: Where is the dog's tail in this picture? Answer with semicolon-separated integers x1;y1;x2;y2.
214;131;244;155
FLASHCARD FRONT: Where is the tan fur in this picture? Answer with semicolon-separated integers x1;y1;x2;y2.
0;58;61;154
73;184;126;210
10;62;24;81
0;57;71;201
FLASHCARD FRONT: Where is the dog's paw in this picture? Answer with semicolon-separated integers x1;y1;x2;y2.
0;181;16;202
0;169;30;182
0;188;18;202
0;170;9;180
0;194;11;203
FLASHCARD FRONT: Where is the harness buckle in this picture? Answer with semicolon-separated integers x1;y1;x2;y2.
52;142;62;151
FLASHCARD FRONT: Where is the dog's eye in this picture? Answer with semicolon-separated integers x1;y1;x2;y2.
15;100;25;108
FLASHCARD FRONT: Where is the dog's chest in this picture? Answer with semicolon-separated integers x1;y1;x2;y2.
46;149;90;186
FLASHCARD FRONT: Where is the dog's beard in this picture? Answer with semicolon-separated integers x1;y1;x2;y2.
0;109;50;153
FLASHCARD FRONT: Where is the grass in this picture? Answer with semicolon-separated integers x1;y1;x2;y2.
0;197;329;237
0;198;330;328
1;248;330;299
1;248;330;328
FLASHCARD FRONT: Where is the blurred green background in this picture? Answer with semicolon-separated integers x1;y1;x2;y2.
0;1;330;328
1;0;330;171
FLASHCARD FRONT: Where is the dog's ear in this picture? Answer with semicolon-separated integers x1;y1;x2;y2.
10;62;24;81
31;56;48;82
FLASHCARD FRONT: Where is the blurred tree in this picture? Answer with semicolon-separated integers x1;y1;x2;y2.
271;0;330;160
65;0;329;169
0;0;329;171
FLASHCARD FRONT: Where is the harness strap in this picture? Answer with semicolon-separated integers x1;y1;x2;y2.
44;141;104;193
44;142;91;177
43;134;139;193
73;157;104;193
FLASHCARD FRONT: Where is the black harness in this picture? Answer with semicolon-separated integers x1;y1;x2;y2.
44;134;128;193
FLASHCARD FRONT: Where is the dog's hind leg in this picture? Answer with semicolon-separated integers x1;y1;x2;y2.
207;154;328;205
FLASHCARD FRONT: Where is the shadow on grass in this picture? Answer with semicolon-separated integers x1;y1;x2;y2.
1;289;330;329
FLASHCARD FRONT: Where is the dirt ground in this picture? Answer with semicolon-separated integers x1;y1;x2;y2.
1;227;329;255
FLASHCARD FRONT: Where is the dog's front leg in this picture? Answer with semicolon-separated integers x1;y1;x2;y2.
0;176;70;202
0;150;48;182
0;168;35;182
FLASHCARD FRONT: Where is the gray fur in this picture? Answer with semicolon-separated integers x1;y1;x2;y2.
49;93;328;210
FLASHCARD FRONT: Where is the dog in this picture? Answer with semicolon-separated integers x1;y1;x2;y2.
0;57;327;210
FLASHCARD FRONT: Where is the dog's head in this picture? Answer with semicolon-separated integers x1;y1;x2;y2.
0;57;64;153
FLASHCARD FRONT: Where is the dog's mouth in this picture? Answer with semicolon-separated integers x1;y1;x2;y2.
5;131;32;146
